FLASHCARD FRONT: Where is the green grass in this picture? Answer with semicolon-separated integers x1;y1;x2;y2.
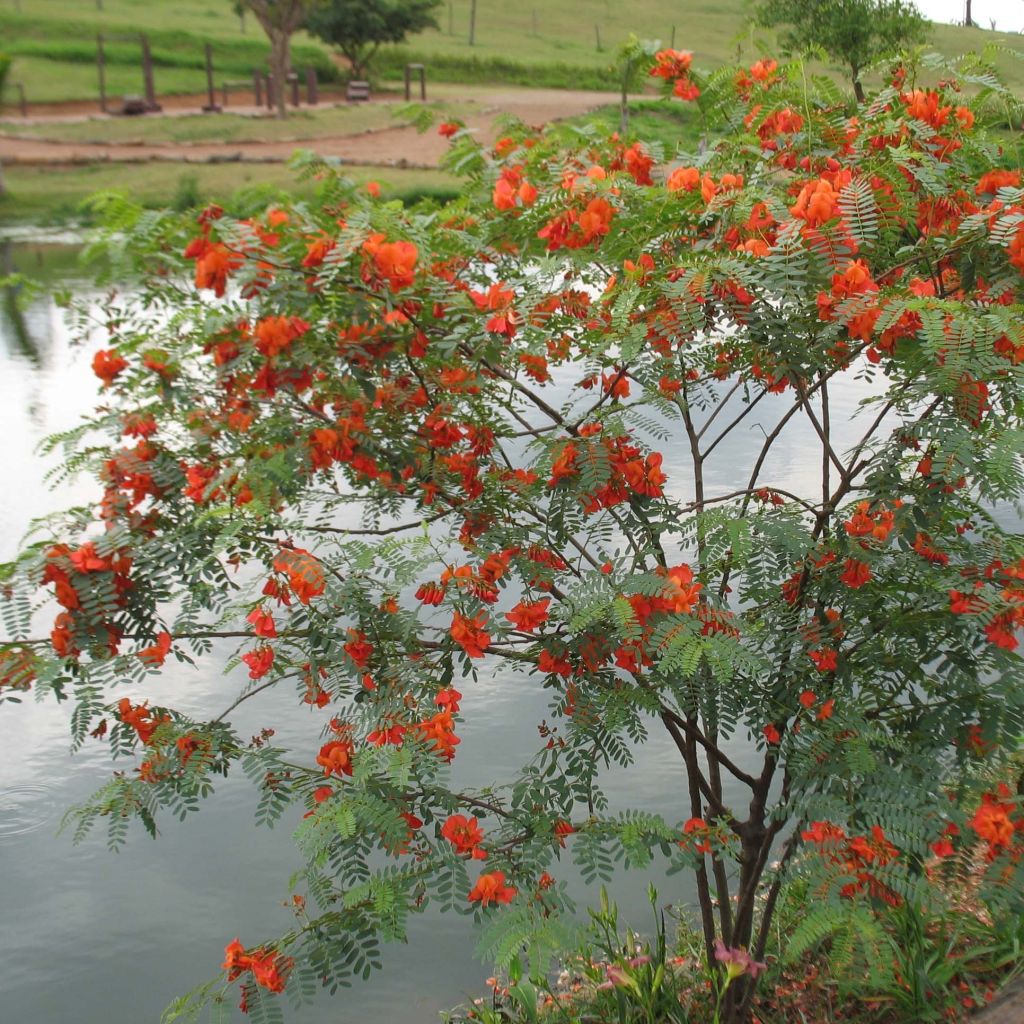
563;99;705;151
0;100;472;145
1;0;1022;106
0;161;459;225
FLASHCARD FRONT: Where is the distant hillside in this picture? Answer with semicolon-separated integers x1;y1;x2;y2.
1;0;1023;103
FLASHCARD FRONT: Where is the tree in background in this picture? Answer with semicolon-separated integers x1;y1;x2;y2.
236;0;316;118
614;35;660;134
755;0;928;101
304;0;442;81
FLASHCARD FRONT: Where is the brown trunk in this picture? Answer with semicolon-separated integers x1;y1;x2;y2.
965;0;974;27
270;29;291;119
853;75;865;104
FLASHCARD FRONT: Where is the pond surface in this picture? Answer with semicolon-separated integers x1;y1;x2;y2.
0;239;1015;1024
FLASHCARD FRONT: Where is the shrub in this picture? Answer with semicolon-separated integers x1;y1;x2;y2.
2;48;1023;1024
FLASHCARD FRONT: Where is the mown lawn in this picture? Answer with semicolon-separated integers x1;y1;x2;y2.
1;0;1022;104
0;161;459;225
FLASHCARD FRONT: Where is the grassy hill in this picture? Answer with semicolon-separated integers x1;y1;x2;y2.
1;0;1023;105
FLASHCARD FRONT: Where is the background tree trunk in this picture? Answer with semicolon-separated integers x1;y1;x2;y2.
270;29;291;118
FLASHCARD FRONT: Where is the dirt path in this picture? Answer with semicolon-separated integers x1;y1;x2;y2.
0;87;615;168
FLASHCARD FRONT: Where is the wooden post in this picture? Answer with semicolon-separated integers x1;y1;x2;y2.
141;34;160;111
671;25;676;48
289;72;300;107
253;70;263;107
405;63;426;101
448;1;453;35
222;81;230;107
594;24;602;51
264;73;274;110
203;44;221;111
16;82;27;117
305;67;319;105
97;34;108;113
239;9;246;33
531;9;537;35
404;64;411;101
469;0;477;45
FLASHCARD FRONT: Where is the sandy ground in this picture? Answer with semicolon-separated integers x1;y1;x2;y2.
0;86;616;167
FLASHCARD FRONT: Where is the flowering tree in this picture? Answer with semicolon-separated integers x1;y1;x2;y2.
2;49;1024;1024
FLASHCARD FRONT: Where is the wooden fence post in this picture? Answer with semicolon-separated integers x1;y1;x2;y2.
141;34;160;111
305;67;319;105
469;0;477;45
96;34;107;113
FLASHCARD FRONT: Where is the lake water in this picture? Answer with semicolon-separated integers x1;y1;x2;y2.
0;238;1015;1024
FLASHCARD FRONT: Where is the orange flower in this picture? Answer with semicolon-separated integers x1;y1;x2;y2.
248;950;293;993
246;607;276;638
415;709;461;762
223;938;252;980
192;242;242;297
317;737;355;777
241;646;274;679
253;315;310;358
451;611;490;658
468;870;517;906
839;558;871;589
272;548;326;605
343;629;374;668
362;233;418;291
790;178;838;228
548;442;579;486
505;598;550;632
138;631;172;667
808;648;838;672
92;350;128;386
666;165;701;192
659;564;702;614
117;697;169;746
441;813;487;858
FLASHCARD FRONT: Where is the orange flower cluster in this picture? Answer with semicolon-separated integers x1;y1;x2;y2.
969;785;1022;860
948;557;1024;652
538;197;614;251
270;548;326;605
649;48;700;101
450;611;491;658
842;501;896;543
547;432;667;514
413;708;460;762
43;542;133;659
117;697;170;746
802;821;902;905
492;167;538;210
223;938;293;993
441;813;487;859
317;734;355;777
361;233;418;292
468;870;517;906
92;349;129;387
469;282;519;337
